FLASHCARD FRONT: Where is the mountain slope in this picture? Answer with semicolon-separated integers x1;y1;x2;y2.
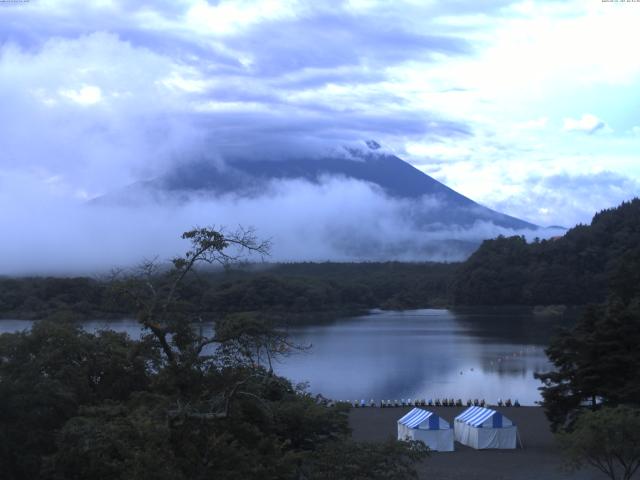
95;142;544;261
116;143;536;231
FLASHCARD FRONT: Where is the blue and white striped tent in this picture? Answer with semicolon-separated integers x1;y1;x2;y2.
454;406;517;449
397;408;454;451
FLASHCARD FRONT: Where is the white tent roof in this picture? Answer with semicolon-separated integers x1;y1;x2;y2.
398;408;450;430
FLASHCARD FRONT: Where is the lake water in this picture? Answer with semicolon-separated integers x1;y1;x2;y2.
0;308;569;405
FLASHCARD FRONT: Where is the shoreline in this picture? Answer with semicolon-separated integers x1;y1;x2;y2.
0;303;585;321
349;406;600;480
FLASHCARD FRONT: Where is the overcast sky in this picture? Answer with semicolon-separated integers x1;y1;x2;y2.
1;0;639;271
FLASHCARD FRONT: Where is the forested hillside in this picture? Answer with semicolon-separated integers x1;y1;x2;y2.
452;199;640;305
536;244;640;430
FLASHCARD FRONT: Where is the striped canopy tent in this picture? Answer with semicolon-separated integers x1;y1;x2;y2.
454;406;517;449
397;408;454;452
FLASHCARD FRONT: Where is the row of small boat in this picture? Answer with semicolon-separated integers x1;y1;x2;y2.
341;398;521;408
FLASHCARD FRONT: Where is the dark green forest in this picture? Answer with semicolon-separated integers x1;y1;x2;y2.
452;198;640;305
536;243;640;429
531;237;640;479
4;199;640;322
0;262;455;322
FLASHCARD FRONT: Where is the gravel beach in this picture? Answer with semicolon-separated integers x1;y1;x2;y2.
349;406;604;480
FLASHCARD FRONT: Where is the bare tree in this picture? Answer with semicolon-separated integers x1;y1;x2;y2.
214;312;309;375
110;226;284;419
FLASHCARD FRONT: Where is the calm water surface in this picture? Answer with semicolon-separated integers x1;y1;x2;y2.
278;309;568;405
0;308;569;405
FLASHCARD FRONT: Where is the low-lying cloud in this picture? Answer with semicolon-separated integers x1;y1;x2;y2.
0;172;559;275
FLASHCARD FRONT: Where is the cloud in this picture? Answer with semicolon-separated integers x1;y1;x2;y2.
0;32;207;195
515;117;548;130
489;171;640;227
562;114;607;134
0;19;478;204
0;172;554;275
59;84;103;105
1;0;639;271
183;0;300;37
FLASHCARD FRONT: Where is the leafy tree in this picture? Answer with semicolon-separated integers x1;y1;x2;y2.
536;248;640;431
111;227;270;369
1;227;432;480
109;227;274;410
301;439;429;480
49;400;182;480
0;321;152;480
559;406;640;480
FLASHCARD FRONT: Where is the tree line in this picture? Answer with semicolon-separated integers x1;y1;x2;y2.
0;262;456;323
3;199;640;325
452;199;640;306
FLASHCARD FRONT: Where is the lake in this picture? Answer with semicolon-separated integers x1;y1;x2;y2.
0;308;569;405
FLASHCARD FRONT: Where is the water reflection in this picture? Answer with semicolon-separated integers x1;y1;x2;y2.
275;309;563;405
0;309;564;405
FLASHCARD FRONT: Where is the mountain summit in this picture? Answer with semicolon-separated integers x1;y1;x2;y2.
140;142;536;230
99;142;540;261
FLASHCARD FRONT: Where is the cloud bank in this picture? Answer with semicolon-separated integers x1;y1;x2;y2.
1;172;560;275
1;0;639;273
